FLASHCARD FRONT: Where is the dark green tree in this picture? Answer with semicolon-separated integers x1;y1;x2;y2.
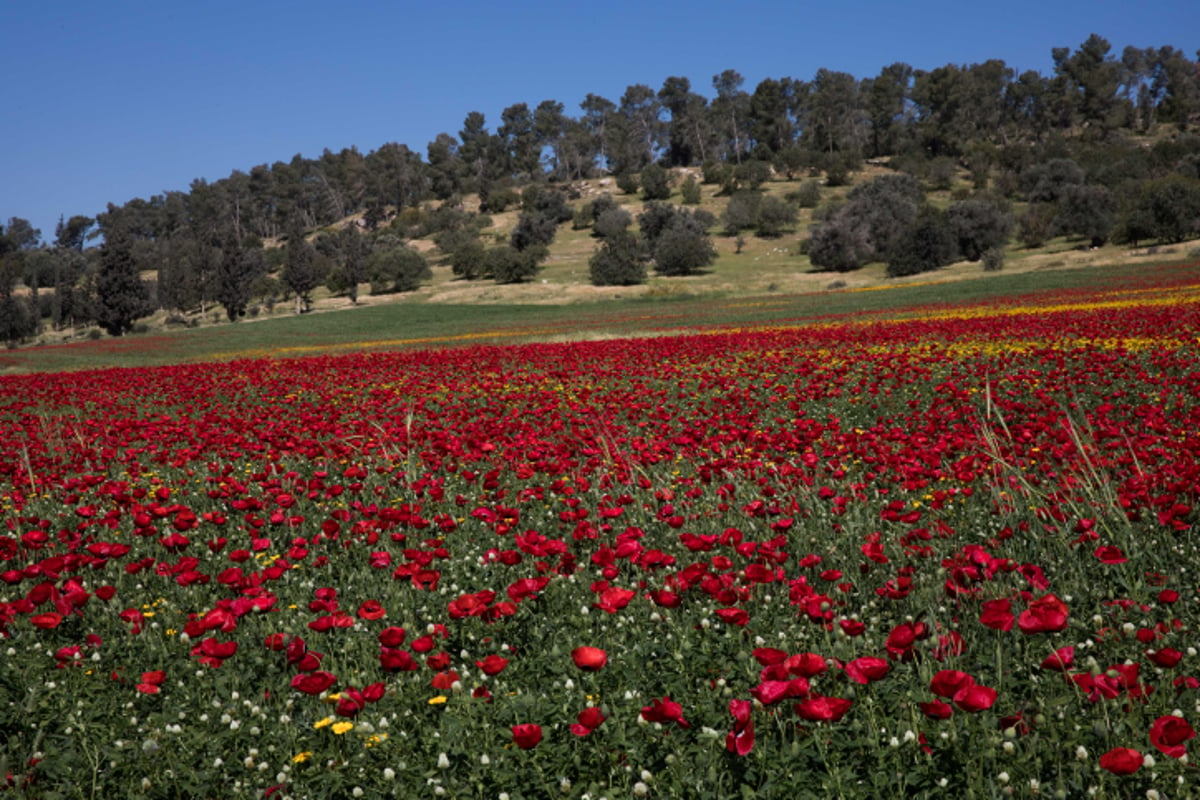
95;228;151;336
887;206;958;277
282;227;322;313
1054;184;1117;246
215;231;254;320
640;164;672;200
54;215;95;252
589;230;646;286
368;238;431;294
948;198;1014;261
652;215;716;276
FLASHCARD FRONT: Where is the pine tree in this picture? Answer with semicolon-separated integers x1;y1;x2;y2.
95;228;151;336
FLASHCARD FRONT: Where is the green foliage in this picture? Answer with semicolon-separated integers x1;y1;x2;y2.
1119;175;1200;244
981;245;1005;271
594;207;632;239
1054;184;1117;246
449;239;489;280
721;191;761;235
1018;203;1058;248
679;175;702;205
640;163;672;200
755;195;798;238
95;228;152;336
787;180;822;209
486;244;542;284
734;159;772;190
215;233;257;321
616;172;640;195
589;229;646;286
368;240;431;294
282;229;323;312
947;197;1014;261
652;216;717;276
510;211;559;252
886;206;958;277
807;208;872;272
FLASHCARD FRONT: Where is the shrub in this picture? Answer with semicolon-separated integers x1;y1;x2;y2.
369;244;431;293
982;246;1005;271
640;164;672;201
589;230;646;286
680;175;702;205
948;197;1014;261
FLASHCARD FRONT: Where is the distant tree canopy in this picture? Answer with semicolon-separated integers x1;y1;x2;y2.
5;34;1200;334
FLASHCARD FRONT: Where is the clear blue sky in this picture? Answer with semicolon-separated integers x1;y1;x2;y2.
2;0;1197;243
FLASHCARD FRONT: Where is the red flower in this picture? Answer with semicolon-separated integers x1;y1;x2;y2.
979;598;1015;632
593;586;636;614
1017;593;1069;634
641;696;689;728
570;707;606;737
1040;645;1075;672
725;699;755;756
1149;715;1195;758
31;612;63;629
953;683;997;713
475;654;509;676
356;600;386;620
1146;648;1183;669
794;695;852;723
290;671;337;695
844;657;890;685
511;723;542;750
1099;747;1144;775
378;626;407;647
1093;545;1127;564
571;646;608;672
930;670;975;699
715;607;750;626
918;700;953;720
786;652;828;678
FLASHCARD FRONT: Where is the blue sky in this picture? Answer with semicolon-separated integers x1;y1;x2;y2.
2;1;1197;243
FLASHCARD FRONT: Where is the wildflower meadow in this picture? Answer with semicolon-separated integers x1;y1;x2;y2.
2;269;1200;798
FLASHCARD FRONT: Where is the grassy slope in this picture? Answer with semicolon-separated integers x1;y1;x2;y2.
4;166;1199;375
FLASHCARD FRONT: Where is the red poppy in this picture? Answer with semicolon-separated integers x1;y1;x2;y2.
356;600;385;620
641;696;689;728
1040;645;1075;672
794;695;852;723
1093;545;1127;564
1098;747;1143;775
979;598;1015;632
571;646;608;671
715;607;750;626
953;683;997;713
725;699;755;756
31;612;63;630
918;700;953;720
1146;648;1183;669
786;652;828;678
378;626;407;647
1017;594;1069;635
475;654;509;676
290;671;337;695
1149;715;1195;758
511;723;542;750
844;657;890;685
930;670;975;699
570;707;606;737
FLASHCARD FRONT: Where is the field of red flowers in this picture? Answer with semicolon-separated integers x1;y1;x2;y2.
2;271;1200;799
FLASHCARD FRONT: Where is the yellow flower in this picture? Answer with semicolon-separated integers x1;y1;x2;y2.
428;696;448;705
313;717;334;729
292;751;312;764
332;721;354;735
364;733;388;748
